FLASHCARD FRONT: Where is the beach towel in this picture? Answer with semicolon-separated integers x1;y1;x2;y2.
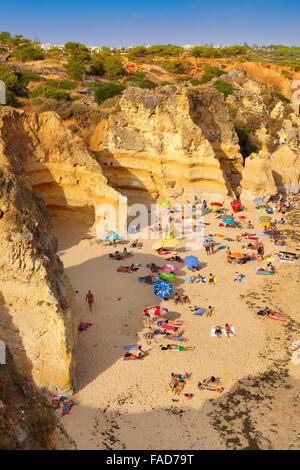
263;257;275;262
186;276;192;283
165;257;184;263
123;356;144;361
256;268;274;275
168;380;188;395
123;345;141;350
234;275;246;281
267;312;286;322
206;309;217;318
161;323;177;331
78;322;93;334
211;326;235;337
117;268;135;273
217;245;227;250
278;258;295;263
224;238;234;241
219;223;224;227
193;308;207;316
239;216;246;219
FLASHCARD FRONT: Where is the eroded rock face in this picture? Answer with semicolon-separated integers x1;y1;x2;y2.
240;152;278;203
271;130;300;193
0;346;76;449
0;107;119;223
0;106;120;392
91;86;244;204
0;173;78;392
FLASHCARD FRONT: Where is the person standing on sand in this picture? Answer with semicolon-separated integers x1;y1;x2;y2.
207;306;213;317
85;290;94;312
226;246;231;263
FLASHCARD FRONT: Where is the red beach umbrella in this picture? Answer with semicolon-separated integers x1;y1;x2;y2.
230;200;241;213
211;202;223;207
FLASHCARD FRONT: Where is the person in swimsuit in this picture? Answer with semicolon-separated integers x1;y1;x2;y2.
85;290;94;312
208;273;215;284
198;377;224;392
160;344;194;351
204;240;210;256
214;325;222;338
226;247;231;263
207;306;213;317
225;323;236;337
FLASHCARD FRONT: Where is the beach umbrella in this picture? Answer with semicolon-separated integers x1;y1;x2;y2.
159;272;176;281
106;231;120;241
259;216;271;221
261;221;270;228
145;305;168;316
211;202;223;207
162;264;178;272
153;280;173;298
159;199;171;206
223;219;235;225
210;205;222;211
231;252;245;259
230;200;241;213
253;198;264;204
184;255;199;267
222;215;234;220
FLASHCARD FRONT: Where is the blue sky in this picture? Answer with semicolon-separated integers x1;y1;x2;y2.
1;0;300;47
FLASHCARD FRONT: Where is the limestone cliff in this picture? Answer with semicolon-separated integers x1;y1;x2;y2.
0;106;120;392
271;129;300;194
0;346;76;450
0;172;78;392
0;107;120;223
91;86;244;205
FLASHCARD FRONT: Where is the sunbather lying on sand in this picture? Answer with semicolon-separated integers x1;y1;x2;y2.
130;239;143;248
225;323;236;337
198;376;224;392
168;255;184;262
214;325;223;338
160;344;194;351
147;263;160;272
163;332;186;341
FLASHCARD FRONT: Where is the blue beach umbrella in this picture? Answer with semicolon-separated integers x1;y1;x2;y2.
253;198;264;204
223;219;235;225
106;231;120;241
153;280;173;298
184;255;199;267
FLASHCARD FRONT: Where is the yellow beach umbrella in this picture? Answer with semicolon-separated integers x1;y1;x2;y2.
261;221;270;228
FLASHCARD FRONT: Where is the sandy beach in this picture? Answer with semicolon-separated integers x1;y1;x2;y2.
52;203;300;450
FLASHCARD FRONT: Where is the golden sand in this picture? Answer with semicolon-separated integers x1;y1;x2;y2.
53;205;300;450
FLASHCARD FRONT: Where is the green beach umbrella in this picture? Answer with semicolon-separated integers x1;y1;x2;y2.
159;272;176;281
